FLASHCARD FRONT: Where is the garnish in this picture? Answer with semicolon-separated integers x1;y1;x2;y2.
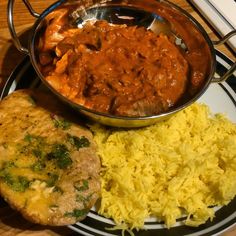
53;186;64;194
74;179;89;191
47;144;72;169
76;193;93;207
64;208;88;219
21;134;45;158
0;171;30;192
31;161;46;172
46;173;59;187
24;134;44;143
67;134;90;150
32;149;43;158
51;115;71;130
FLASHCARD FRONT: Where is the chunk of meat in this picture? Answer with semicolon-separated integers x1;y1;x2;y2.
41;8;69;51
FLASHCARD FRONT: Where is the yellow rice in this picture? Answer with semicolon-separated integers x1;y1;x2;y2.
90;103;236;229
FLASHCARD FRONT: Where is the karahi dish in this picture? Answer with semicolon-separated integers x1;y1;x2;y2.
38;19;202;117
8;0;236;127
9;0;229;127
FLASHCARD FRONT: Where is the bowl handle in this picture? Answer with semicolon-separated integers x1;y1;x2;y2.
211;30;236;83
7;0;40;54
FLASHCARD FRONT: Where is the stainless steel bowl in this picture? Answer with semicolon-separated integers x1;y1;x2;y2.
8;0;236;127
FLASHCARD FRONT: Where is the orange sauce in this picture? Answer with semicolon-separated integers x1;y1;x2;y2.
37;3;211;117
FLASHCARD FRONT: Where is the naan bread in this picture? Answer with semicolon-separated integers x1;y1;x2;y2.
0;89;100;225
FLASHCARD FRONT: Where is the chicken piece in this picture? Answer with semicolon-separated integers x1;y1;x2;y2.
42;8;69;51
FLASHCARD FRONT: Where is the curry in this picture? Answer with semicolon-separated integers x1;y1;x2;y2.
37;6;210;117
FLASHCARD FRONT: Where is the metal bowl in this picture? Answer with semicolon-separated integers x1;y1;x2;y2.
8;0;236;127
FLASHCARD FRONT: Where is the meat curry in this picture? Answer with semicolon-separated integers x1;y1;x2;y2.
37;6;211;117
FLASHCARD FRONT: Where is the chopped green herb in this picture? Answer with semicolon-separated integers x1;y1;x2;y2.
0;171;30;192
57;155;72;169
24;134;45;144
24;134;33;142
74;179;89;191
22;134;45;158
46;173;59;187
19;145;30;155
24;134;35;142
32;149;43;158
76;194;86;202
47;144;68;159
24;134;44;144
11;176;30;192
64;208;88;219
0;171;12;185
76;193;93;206
67;134;90;150
2;161;16;169
52;115;71;130
31;161;46;172
53;186;64;194
47;144;72;169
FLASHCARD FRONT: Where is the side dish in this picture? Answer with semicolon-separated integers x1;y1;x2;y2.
37;6;210;117
0;90;100;225
92;103;236;229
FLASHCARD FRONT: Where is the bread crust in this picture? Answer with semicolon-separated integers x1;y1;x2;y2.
0;89;100;226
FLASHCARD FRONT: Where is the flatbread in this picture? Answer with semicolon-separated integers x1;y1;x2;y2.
0;89;100;225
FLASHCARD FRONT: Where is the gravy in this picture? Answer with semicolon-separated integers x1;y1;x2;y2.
37;3;211;117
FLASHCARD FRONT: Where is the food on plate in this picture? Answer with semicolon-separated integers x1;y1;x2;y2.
91;103;236;229
0;89;100;225
2;89;235;231
37;6;210;117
